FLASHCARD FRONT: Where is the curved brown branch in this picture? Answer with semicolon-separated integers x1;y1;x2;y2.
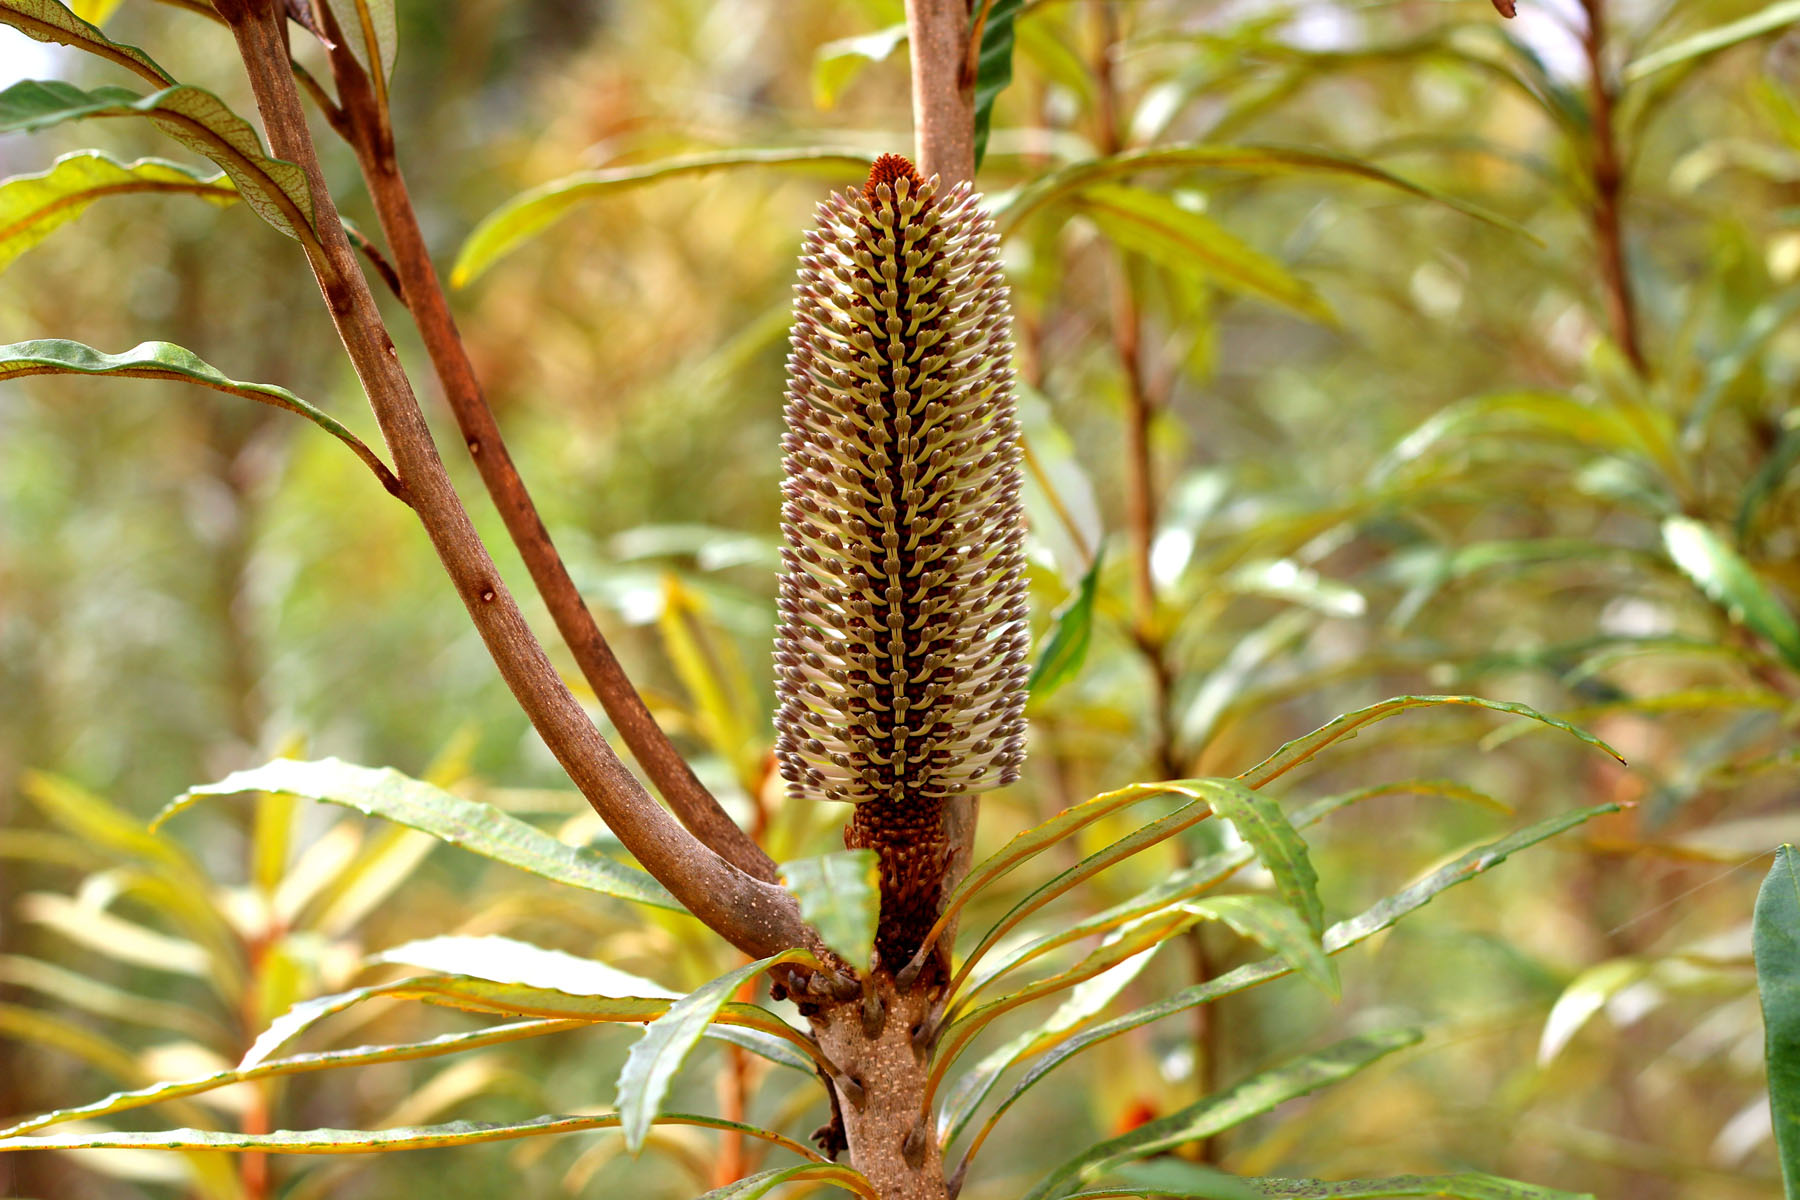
310;9;778;883
212;0;804;957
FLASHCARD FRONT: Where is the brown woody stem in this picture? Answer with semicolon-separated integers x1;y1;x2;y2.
214;0;804;958
1580;0;1644;375
311;7;778;884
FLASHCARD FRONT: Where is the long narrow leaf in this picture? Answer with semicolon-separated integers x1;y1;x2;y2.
1064;1174;1592;1198
779;851;879;971
955;805;1617;1160
1625;0;1800;80
452;148;871;287
998;144;1530;238
1234;695;1623;791
970;0;1023;170
698;1162;877;1199
157;758;679;911
0;341;403;500
1756;844;1800;1194
616;948;816;1152
0;1019;584;1139
1023;1029;1421;1199
1663;517;1800;669
0;1112;823;1161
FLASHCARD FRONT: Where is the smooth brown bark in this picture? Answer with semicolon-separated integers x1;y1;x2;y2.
215;0;806;959
906;0;976;184
311;14;779;884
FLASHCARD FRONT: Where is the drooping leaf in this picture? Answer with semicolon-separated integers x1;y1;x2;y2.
1625;0;1800;81
0;955;217;1042
0;151;234;274
999;144;1531;239
242;974;815;1076
1755;844;1800;1194
971;0;1024;170
330;0;398;91
157;758;680;911
1075;185;1334;323
696;1162;876;1199
374;935;677;999
0;341;403;500
0;80;316;243
1030;548;1103;697
812;23;907;109
1663;516;1800;669
452;148;871;287
779;851;879;970
1536;958;1650;1066
0;0;171;85
616;948;816;1152
0;1113;823;1161
1234;695;1623;791
0;1019;583;1139
1064;1172;1593;1199
960;805;1618;1157
1022;1029;1422;1199
1373;391;1674;484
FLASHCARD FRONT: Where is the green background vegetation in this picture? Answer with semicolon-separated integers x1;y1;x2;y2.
0;0;1796;1197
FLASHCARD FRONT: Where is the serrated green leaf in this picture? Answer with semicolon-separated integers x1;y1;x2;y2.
999;144;1532;241
0;0;170;85
813;23;906;109
158;758;679;911
1075;185;1333;323
453;148;871;287
1626;0;1800;81
697;1162;876;1199
0;1112;823;1160
1205;783;1326;939
1024;1029;1422;1199
1031;548;1103;697
0;340;402;498
1235;695;1624;792
960;805;1618;1158
0;151;234;274
374;935;677;998
1755;844;1800;1195
0;80;315;242
780;851;879;970
971;0;1023;170
616;948;816;1152
1663;517;1800;669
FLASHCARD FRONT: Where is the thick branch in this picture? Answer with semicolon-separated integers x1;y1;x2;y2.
313;13;778;884
906;0;976;183
213;0;804;957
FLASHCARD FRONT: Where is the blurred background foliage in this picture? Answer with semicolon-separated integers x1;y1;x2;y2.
0;0;1796;1196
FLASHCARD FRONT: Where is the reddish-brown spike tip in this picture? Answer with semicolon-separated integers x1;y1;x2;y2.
865;153;925;202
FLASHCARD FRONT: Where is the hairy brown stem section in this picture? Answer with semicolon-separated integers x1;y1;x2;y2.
215;0;805;958
1579;0;1644;375
312;14;777;884
813;981;947;1200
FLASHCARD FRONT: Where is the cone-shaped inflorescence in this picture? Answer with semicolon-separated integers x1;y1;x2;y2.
773;154;1028;972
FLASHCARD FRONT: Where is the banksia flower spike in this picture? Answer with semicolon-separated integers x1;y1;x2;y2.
773;154;1028;973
